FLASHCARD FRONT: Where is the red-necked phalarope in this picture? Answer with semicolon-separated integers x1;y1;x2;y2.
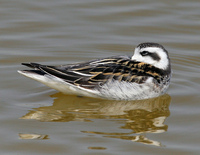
18;42;171;100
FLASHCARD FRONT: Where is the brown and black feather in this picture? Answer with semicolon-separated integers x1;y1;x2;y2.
22;56;170;89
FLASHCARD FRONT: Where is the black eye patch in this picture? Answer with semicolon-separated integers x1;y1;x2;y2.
140;51;161;61
149;53;161;61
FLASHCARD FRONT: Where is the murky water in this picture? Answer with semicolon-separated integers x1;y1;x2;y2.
1;0;200;154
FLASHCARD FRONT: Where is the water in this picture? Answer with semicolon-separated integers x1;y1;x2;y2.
1;0;200;154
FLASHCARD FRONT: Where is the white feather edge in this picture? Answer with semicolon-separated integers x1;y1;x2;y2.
17;70;100;98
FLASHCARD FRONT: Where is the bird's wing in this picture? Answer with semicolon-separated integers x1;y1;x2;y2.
21;56;163;89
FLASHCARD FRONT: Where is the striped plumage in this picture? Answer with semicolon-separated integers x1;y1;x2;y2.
18;43;171;100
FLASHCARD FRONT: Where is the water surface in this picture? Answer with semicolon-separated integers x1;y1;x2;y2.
1;0;200;154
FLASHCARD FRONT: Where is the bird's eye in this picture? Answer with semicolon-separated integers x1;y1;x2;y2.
140;51;149;56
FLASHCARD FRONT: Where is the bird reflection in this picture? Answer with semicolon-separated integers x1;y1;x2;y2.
19;133;49;140
20;93;171;146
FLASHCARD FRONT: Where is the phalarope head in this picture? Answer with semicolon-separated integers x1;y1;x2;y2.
132;42;170;70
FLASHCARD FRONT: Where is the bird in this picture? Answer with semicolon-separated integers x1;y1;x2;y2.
18;42;171;100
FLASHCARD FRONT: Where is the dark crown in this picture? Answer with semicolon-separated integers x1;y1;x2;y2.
137;42;165;50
